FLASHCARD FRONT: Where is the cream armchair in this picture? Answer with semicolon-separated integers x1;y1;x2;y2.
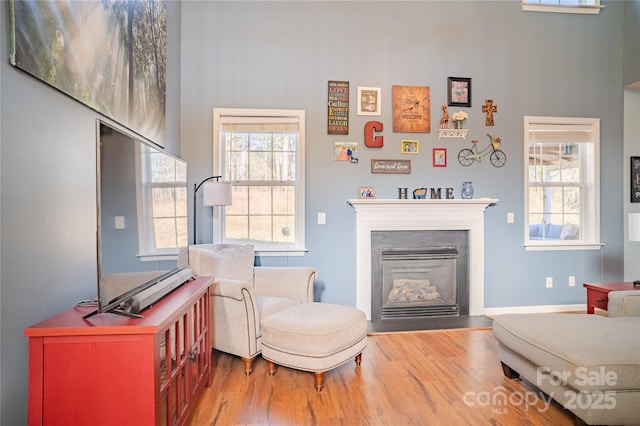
188;244;317;375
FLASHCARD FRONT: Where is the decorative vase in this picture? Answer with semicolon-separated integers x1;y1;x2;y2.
454;120;464;129
461;181;474;199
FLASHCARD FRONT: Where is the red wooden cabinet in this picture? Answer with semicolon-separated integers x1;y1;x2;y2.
25;276;212;426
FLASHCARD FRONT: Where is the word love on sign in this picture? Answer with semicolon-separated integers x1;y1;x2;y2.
371;159;411;174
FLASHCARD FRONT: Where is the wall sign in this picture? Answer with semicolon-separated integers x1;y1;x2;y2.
632;156;640;203
371;159;411;174
392;85;430;133
327;81;349;135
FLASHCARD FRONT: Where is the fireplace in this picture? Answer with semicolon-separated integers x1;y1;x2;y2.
348;198;497;320
372;230;468;320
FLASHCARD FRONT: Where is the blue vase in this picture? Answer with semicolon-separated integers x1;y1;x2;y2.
461;181;474;199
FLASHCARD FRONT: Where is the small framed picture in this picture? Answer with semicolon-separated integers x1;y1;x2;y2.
632;156;640;203
334;142;358;162
433;148;447;167
359;186;376;199
401;140;419;154
357;87;381;116
448;77;471;107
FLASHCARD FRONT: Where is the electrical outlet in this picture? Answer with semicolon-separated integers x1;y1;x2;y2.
546;277;553;288
317;212;326;225
568;276;576;287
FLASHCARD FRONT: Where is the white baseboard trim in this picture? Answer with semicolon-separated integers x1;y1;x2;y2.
483;304;586;316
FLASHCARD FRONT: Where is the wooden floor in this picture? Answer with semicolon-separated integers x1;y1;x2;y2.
188;329;577;425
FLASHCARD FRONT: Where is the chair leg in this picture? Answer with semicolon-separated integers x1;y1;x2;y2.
267;360;277;376
314;372;326;392
241;356;256;376
355;353;362;366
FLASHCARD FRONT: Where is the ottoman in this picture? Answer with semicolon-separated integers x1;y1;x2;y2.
261;302;368;391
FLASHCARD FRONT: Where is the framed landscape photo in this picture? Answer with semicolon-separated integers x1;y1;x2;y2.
448;77;471;107
357;87;381;116
433;148;447;167
401;140;419;154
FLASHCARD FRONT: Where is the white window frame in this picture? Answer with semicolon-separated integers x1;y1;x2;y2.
521;0;604;14
523;116;602;251
213;108;306;256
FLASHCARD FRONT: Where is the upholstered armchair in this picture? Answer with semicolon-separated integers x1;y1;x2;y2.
188;244;318;375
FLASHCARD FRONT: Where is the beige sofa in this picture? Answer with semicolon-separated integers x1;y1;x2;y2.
493;291;640;425
188;244;318;374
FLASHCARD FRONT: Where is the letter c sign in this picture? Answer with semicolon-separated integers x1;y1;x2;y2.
364;121;384;148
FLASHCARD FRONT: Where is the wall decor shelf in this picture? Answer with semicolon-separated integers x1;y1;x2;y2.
438;128;469;139
24;276;213;426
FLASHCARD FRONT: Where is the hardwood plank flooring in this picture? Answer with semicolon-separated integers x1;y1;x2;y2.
188;329;576;425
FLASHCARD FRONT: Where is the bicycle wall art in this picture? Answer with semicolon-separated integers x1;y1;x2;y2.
457;134;506;168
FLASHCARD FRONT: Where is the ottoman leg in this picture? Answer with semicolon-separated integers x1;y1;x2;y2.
241;356;256;376
314;372;326;392
267;360;277;376
355;353;362;366
500;361;520;380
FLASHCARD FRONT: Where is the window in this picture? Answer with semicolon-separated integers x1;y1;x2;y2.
521;0;604;14
137;144;188;259
213;108;306;255
524;116;601;250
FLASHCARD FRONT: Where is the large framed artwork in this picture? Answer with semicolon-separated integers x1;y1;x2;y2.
9;0;167;146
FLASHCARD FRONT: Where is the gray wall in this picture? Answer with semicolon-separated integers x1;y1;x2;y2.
624;0;640;87
0;2;182;424
180;1;626;308
0;1;635;424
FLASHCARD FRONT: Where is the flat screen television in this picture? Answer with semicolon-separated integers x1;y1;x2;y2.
89;120;191;318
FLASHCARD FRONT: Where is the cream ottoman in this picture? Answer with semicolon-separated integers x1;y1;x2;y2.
261;302;368;391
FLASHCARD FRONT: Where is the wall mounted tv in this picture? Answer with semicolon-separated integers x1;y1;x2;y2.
88;120;191;318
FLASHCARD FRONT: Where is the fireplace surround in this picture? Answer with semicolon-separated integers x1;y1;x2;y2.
348;198;498;320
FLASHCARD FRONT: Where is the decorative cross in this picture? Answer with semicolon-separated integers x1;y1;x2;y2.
482;99;498;126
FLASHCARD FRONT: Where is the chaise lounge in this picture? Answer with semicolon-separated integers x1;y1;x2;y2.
492;291;640;425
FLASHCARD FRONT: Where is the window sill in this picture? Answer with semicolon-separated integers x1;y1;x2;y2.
138;252;179;261
524;242;603;251
255;248;308;257
521;3;604;15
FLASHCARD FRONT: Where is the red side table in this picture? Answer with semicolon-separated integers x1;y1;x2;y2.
583;281;640;314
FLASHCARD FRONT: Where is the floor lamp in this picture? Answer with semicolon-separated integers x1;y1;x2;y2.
193;176;232;245
629;213;640;285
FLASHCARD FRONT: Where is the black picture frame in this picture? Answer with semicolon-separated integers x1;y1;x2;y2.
632;156;640;203
448;77;472;107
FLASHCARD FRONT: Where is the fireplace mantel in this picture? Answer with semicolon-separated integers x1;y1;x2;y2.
347;198;498;319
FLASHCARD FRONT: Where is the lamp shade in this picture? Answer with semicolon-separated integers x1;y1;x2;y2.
202;181;232;206
630;213;640;242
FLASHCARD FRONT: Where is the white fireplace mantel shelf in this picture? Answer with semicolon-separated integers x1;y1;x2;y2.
347;198;498;319
347;198;497;210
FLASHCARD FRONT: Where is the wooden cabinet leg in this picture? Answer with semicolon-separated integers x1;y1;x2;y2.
314;372;326;392
241;357;255;376
355;353;362;366
267;360;277;376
